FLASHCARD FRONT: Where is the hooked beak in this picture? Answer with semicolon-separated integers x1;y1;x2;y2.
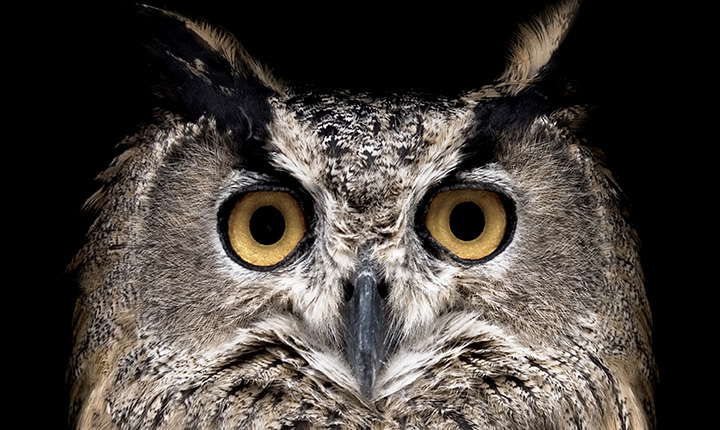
344;262;387;398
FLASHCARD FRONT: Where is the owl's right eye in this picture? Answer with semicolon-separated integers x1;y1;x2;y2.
222;190;307;268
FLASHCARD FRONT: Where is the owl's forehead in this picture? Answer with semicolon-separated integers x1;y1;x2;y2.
268;90;476;207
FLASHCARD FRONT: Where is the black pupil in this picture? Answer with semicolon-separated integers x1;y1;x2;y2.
449;201;485;241
249;206;285;245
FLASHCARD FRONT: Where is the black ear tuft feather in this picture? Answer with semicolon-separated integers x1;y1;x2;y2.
133;4;277;139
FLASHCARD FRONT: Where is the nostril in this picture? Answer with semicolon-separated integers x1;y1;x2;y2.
377;281;389;300
343;281;354;302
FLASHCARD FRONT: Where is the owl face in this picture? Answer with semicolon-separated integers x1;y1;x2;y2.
222;92;518;391
68;2;656;429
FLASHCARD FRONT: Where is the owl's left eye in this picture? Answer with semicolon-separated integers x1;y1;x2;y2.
222;190;307;267
423;188;511;261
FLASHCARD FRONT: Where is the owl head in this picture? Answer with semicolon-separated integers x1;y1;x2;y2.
68;1;655;428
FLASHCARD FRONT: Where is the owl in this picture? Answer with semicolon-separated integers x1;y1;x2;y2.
67;1;656;429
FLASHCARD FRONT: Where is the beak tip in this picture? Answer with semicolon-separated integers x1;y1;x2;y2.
351;352;382;398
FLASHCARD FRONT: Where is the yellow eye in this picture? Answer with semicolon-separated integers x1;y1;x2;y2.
425;189;508;260
225;191;306;267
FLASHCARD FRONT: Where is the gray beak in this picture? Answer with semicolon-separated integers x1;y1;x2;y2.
344;262;387;398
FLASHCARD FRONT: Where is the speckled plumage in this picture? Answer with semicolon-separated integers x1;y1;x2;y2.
67;1;656;429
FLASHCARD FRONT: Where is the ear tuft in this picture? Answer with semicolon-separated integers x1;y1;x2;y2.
146;7;285;95
134;4;285;137
498;0;580;94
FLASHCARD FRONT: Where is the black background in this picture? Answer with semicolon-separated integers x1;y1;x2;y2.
22;0;698;428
